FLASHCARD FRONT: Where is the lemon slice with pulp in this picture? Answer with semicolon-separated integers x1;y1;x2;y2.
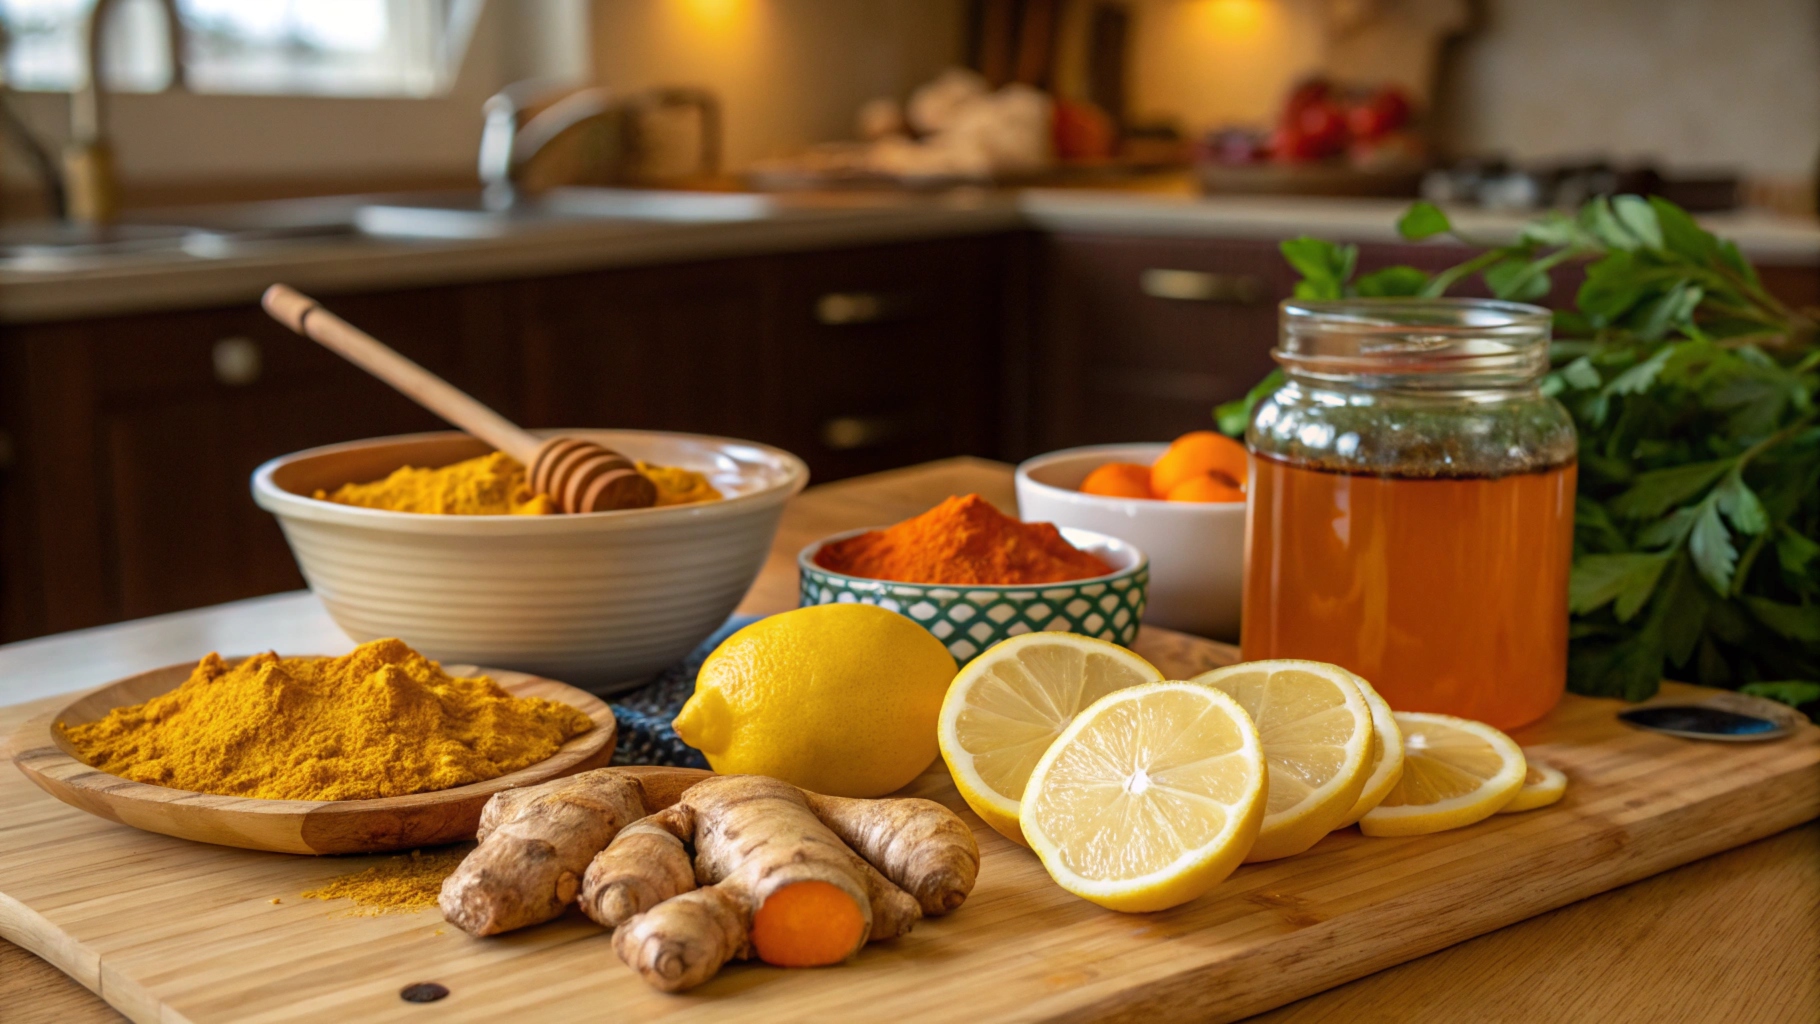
1336;673;1405;828
938;632;1162;845
1191;660;1373;861
1359;712;1526;837
1020;681;1266;912
1497;761;1567;813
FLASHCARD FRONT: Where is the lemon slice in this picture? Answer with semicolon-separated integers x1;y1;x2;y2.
1336;674;1405;828
1021;681;1267;912
1360;713;1526;837
1191;660;1373;861
939;633;1163;845
1498;761;1567;813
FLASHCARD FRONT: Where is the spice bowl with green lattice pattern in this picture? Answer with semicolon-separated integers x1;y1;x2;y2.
797;527;1148;664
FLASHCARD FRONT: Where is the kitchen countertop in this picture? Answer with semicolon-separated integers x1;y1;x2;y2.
2;189;1814;325
3;457;1816;1023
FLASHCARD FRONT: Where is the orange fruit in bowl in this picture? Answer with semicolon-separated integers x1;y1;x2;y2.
1080;462;1155;499
1165;474;1245;503
1151;431;1249;498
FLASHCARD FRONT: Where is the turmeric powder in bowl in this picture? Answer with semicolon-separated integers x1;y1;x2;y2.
315;451;720;515
60;639;593;801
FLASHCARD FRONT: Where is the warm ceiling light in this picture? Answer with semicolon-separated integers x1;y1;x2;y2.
1193;0;1271;39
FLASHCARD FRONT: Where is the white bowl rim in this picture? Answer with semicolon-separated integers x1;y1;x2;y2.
253;428;809;535
1016;442;1247;517
798;524;1148;590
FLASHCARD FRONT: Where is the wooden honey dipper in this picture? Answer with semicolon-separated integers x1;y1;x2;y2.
262;284;656;513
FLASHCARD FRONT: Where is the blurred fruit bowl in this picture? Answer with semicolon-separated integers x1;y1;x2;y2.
1016;443;1245;641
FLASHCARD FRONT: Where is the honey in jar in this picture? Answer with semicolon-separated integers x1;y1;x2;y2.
1239;299;1577;729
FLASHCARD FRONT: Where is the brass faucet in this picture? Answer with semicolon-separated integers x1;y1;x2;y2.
65;0;188;224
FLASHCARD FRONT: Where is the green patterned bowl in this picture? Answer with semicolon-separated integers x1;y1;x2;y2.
797;526;1149;664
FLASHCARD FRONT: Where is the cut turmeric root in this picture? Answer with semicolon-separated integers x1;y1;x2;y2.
751;880;869;967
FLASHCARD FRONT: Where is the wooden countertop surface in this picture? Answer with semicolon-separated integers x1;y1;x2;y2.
3;457;1816;1023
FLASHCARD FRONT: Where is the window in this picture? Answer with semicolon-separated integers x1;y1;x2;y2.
0;0;484;97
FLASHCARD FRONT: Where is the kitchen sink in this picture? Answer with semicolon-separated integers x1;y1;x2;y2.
353;188;776;239
0;189;779;270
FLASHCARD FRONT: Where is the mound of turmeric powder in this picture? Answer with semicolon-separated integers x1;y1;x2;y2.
315;451;721;515
62;639;594;801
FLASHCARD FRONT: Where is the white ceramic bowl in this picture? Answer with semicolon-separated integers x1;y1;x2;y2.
253;429;807;693
1015;443;1245;641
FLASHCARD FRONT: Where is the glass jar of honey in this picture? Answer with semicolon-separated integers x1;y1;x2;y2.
1240;299;1576;729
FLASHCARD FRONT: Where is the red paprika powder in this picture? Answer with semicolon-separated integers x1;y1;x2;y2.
814;494;1112;585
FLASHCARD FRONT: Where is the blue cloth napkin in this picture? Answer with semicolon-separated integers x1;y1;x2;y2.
606;615;759;769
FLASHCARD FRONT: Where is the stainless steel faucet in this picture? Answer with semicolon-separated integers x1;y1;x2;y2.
66;0;188;224
478;82;721;208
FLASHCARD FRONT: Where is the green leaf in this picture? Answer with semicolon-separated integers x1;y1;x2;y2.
1688;500;1739;593
1611;195;1664;251
1656;557;1710;667
1520;213;1581;248
1713;471;1768;535
1280;237;1356;299
1569;553;1669;620
1741;597;1820;642
1353;265;1430;297
1581;197;1640;251
1603;343;1676;399
1637;506;1699;549
1777;527;1820;576
1560;356;1601;390
1574;496;1628;554
1577;252;1648;321
1568;627;1665;701
1717;240;1761;287
1739;681;1820;707
1648;197;1716;260
1608;458;1733;519
1483;257;1552;302
1397;201;1452;241
1215;369;1284;437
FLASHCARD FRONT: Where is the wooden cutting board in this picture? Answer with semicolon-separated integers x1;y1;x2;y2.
2;628;1817;1024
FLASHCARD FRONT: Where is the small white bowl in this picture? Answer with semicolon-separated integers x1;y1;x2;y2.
1015;443;1245;641
253;429;807;692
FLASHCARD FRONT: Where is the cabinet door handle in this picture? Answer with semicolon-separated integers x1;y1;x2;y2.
1139;269;1266;304
820;415;903;451
212;336;263;386
815;291;913;325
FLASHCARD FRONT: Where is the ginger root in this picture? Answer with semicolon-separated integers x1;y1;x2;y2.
580;775;979;992
439;766;710;936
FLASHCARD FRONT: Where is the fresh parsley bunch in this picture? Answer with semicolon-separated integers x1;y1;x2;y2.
1220;196;1820;714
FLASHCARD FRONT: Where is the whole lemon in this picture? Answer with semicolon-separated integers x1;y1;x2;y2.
673;604;958;797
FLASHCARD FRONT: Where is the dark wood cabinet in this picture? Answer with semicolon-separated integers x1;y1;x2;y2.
1030;234;1292;451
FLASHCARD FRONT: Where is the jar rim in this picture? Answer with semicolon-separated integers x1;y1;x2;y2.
1281;297;1552;334
1277;297;1552;387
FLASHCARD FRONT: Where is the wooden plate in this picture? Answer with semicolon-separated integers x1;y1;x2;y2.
4;659;617;855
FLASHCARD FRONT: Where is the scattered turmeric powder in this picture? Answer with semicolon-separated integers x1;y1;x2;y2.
304;846;472;915
316;451;720;516
62;638;593;801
